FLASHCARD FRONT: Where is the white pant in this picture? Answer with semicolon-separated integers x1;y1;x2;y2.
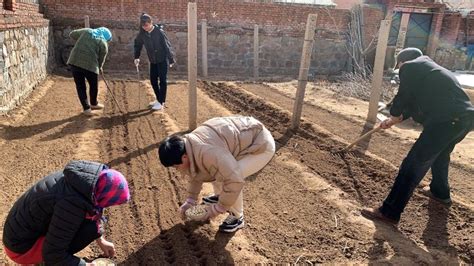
212;127;276;217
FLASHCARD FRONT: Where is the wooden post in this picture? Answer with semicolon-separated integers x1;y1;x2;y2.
254;24;259;79
366;20;391;124
188;2;198;130
84;15;90;28
201;19;208;78
291;14;317;130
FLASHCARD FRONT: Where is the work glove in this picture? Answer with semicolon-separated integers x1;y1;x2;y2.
178;197;196;219
195;203;226;222
134;59;140;67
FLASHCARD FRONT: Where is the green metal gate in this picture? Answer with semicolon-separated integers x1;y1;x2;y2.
388;12;433;53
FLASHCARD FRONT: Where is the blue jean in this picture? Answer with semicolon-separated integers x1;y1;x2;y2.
379;114;473;221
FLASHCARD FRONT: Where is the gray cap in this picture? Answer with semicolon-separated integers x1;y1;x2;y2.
396;47;423;67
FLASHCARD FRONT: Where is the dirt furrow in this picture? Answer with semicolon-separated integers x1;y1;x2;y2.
1;76;471;264
199;80;473;263
240;82;474;206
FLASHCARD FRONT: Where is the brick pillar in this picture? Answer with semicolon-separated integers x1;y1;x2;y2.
439;13;461;47
426;7;446;57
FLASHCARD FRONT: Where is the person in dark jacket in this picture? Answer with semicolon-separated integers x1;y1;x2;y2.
67;27;112;116
2;160;130;265
134;13;175;111
362;47;474;225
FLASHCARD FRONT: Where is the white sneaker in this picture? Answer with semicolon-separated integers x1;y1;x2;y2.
90;103;104;110
218;214;244;233
148;101;158;107
151;102;162;110
82;109;96;116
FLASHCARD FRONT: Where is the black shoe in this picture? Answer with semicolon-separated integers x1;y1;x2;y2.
421;186;452;206
361;207;399;227
218;214;245;233
202;195;219;205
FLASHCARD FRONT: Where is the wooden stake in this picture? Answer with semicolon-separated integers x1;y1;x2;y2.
291;14;317;130
366;20;391;124
84;15;90;28
188;2;198;130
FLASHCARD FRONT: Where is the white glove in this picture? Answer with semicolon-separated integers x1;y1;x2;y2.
134;59;140;67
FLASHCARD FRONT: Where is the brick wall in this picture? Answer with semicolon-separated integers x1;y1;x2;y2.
433;13;474;70
440;12;462;47
361;5;385;51
360;5;385;69
0;1;54;113
0;1;48;29
41;0;349;35
42;0;354;76
458;14;474;45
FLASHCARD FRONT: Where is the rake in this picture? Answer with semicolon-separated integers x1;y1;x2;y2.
100;70;124;113
332;125;382;158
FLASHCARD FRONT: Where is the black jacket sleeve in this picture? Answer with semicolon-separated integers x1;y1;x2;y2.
390;63;415;119
43;198;87;266
134;34;144;59
162;30;175;64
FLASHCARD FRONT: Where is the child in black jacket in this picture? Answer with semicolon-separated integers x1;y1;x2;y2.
134;13;175;111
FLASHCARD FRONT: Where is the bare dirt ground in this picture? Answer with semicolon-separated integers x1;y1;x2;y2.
0;75;472;264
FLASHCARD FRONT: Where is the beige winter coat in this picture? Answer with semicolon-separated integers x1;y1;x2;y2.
184;116;270;209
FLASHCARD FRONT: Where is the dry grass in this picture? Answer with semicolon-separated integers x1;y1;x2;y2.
316;72;397;103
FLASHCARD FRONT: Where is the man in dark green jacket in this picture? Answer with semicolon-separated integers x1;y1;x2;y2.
362;48;474;225
134;13;175;111
67;27;112;116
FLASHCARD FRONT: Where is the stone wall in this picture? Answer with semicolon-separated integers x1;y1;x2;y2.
0;2;54;113
52;21;351;78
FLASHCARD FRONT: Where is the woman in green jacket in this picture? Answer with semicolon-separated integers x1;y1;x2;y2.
67;27;112;116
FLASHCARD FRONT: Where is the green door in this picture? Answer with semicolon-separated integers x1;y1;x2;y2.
405;13;432;53
388;12;433;53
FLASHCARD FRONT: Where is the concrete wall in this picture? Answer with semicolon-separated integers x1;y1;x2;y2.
0;1;54;113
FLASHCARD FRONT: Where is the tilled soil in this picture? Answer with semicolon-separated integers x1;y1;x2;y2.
0;76;472;264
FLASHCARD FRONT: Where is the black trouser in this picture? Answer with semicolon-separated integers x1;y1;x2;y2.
71;65;98;111
150;61;168;104
380;115;473;221
67;219;102;254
